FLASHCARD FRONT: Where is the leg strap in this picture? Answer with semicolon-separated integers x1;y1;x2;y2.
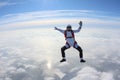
73;41;77;48
66;42;70;48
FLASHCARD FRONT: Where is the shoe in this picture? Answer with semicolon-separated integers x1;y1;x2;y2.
80;59;86;63
60;59;66;62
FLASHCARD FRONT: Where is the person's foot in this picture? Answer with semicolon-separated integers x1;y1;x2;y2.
80;59;86;63
60;59;66;62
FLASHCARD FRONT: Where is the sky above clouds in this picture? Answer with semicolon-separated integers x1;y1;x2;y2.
0;0;120;16
0;0;120;30
0;10;120;31
0;0;120;80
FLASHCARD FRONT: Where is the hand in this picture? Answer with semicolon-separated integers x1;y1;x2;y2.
54;27;58;30
79;21;82;27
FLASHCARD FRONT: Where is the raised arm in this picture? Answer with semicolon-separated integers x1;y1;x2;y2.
54;27;64;34
73;21;82;33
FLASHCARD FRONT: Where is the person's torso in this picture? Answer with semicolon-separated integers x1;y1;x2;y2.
66;31;73;38
64;30;75;39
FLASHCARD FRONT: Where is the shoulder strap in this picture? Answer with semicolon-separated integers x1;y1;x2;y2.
71;30;75;38
64;30;75;39
64;30;67;39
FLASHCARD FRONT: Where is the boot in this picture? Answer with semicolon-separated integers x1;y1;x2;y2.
80;59;86;63
60;59;66;62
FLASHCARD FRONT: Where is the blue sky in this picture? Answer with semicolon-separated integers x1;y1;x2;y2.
0;0;120;31
0;0;120;17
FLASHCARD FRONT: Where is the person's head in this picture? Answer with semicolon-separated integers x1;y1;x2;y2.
66;25;72;31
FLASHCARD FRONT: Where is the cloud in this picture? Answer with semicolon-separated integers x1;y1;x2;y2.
71;67;114;80
101;72;114;80
0;2;16;7
0;28;120;80
1;10;119;23
0;10;93;24
0;10;120;31
0;10;120;80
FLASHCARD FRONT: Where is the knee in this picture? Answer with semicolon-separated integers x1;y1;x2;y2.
79;47;82;51
61;46;67;51
77;46;83;52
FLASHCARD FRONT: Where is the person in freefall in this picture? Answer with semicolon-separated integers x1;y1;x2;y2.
55;21;86;63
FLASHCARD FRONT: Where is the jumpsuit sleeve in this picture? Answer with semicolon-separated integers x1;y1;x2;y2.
73;26;81;33
55;28;65;34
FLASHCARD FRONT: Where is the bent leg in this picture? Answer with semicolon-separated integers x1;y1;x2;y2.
75;46;83;58
60;46;70;62
73;42;83;58
61;46;69;58
74;44;86;62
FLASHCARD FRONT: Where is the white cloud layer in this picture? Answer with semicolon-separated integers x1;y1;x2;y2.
0;10;120;31
0;27;120;80
0;10;120;80
71;67;114;80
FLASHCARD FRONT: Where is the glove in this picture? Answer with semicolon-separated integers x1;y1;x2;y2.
79;21;82;27
54;27;58;30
